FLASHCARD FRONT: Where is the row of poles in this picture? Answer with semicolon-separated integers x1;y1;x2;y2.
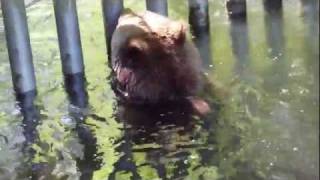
1;0;318;179
0;0;213;109
0;0;318;141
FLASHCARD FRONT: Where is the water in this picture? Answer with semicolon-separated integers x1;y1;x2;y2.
0;0;318;179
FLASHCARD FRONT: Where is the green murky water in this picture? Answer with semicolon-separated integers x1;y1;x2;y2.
0;0;318;180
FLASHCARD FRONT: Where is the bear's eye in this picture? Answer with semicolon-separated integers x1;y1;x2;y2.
127;46;142;58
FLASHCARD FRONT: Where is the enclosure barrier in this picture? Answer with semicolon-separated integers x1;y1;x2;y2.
102;0;123;63
226;0;250;76
53;0;88;108
4;0;315;147
0;0;218;110
188;0;212;70
146;0;168;16
263;0;284;59
0;0;37;100
1;0;316;177
0;0;39;145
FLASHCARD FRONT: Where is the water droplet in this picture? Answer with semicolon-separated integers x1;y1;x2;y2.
270;162;274;166
61;116;74;126
280;89;289;94
190;155;197;159
272;56;279;61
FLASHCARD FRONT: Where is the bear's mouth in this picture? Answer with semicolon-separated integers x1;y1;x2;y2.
116;66;132;85
113;61;133;84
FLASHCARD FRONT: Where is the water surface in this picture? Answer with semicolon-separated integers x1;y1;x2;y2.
0;0;318;180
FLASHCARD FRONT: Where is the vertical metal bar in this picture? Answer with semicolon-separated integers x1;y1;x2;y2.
226;0;247;20
146;0;168;16
20;91;40;145
263;0;284;58
301;0;319;56
53;0;88;108
53;0;84;75
188;0;212;70
0;0;37;96
263;0;288;90
300;0;319;97
102;0;123;64
1;0;39;145
226;0;250;76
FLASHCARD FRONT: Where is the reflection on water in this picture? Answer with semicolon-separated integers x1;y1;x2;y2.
0;0;319;180
109;99;220;180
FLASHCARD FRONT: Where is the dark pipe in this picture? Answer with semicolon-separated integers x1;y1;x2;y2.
53;0;88;108
263;0;282;14
188;0;212;70
102;0;123;64
146;0;168;16
226;0;250;77
17;91;39;145
0;0;37;96
263;0;284;58
1;0;40;146
263;0;288;92
301;0;319;55
64;73;88;108
76;123;101;180
300;0;319;98
226;0;247;20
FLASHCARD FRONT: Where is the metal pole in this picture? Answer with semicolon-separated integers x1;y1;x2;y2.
226;0;247;20
226;0;250;77
300;0;319;56
263;0;289;91
53;0;88;108
263;0;284;58
300;0;319;100
0;0;37;97
19;91;40;145
1;0;39;147
146;0;168;16
102;0;123;64
188;0;212;70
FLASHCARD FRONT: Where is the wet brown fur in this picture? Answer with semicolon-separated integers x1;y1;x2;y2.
111;11;203;105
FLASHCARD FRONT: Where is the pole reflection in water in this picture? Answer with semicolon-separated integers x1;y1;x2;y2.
301;0;319;99
226;0;251;79
17;91;40;150
264;0;284;58
301;0;319;55
188;0;212;71
263;0;288;92
65;78;102;180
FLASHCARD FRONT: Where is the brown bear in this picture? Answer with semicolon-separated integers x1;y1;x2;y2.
110;11;210;114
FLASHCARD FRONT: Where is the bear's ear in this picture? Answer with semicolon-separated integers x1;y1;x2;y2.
172;23;187;45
